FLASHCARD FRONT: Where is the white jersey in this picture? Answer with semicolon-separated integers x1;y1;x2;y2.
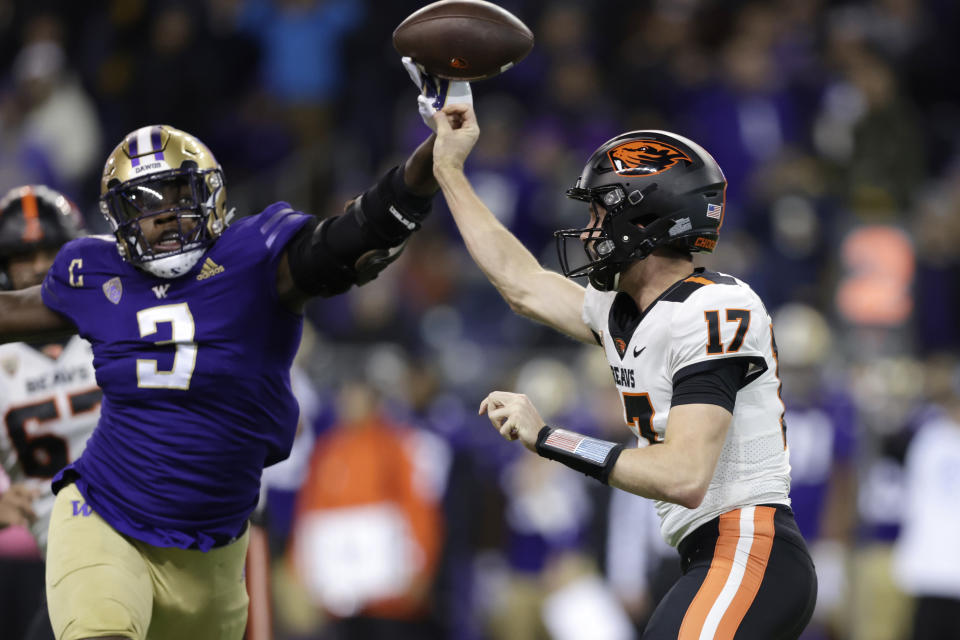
582;269;791;547
0;336;100;553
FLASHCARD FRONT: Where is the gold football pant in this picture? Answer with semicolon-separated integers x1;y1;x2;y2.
46;483;250;640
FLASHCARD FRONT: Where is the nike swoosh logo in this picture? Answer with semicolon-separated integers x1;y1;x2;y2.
633;346;646;357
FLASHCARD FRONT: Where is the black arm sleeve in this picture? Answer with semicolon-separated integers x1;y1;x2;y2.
286;164;434;297
671;359;749;413
325;164;433;254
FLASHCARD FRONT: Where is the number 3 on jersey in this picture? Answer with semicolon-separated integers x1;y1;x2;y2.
136;303;197;390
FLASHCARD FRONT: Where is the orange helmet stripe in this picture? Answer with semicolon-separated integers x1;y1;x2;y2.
21;186;43;242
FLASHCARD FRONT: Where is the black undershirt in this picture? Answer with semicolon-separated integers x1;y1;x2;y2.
671;359;749;413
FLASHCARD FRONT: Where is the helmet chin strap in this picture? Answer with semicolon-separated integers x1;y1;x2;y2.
625;215;678;262
587;262;621;291
587;200;676;291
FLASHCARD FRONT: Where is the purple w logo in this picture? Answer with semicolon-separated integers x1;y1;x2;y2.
71;500;93;517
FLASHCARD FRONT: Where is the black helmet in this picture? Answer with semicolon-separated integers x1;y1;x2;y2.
555;130;726;291
0;185;84;287
0;185;83;256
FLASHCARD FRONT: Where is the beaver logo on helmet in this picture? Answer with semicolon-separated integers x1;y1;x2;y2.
608;140;692;176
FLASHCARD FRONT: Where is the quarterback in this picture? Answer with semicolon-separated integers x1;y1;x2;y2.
430;100;817;638
0;120;449;640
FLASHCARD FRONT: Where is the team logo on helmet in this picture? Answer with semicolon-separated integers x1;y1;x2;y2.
124;125;171;176
607;140;692;176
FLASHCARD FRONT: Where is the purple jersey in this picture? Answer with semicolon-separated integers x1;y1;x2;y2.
41;204;312;551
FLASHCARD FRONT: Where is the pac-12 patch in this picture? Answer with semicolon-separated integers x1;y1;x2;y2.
102;277;123;304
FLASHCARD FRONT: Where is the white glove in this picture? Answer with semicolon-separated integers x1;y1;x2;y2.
402;56;472;132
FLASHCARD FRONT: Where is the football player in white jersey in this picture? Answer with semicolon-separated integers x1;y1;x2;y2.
428;100;816;639
0;185;96;640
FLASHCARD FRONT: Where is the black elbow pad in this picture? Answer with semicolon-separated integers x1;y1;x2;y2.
355;165;433;246
287;217;358;297
286;165;433;298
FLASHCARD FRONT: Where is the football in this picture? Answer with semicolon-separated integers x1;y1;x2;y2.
393;0;534;81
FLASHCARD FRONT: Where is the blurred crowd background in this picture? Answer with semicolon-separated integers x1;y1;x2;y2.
0;0;959;639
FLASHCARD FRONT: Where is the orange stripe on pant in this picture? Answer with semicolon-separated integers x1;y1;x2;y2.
678;506;776;639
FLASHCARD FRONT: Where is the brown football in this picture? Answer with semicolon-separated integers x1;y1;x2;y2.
393;0;534;81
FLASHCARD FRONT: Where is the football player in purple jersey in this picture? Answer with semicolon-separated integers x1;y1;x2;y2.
0;119;455;640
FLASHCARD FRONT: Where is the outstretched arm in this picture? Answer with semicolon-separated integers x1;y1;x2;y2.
432;104;594;345
0;286;75;343
276;133;439;311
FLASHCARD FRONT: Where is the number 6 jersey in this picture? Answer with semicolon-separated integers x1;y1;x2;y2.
40;203;313;551
582;268;791;547
0;336;100;554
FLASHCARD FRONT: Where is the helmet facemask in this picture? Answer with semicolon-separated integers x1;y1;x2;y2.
100;125;229;279
101;164;225;279
555;184;682;291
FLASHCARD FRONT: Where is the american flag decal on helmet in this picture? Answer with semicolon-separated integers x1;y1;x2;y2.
544;429;616;465
706;203;722;219
127;126;166;168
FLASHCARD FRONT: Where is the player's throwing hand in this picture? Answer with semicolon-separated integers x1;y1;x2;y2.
432;104;479;173
479;391;543;452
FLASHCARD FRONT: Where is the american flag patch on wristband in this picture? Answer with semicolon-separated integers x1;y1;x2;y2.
544;429;616;465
